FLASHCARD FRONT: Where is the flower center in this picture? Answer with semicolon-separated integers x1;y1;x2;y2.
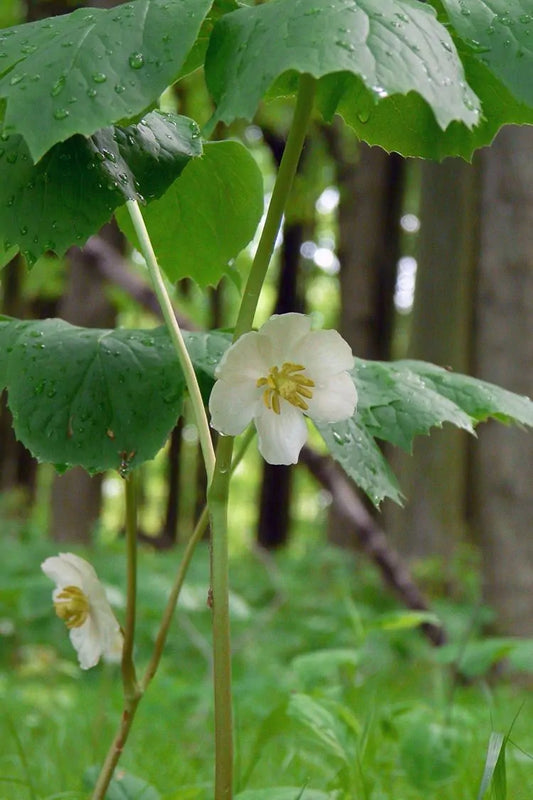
54;585;90;629
257;361;315;415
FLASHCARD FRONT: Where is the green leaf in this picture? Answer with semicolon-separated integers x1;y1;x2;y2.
205;0;480;136
0;111;202;267
287;693;349;764
441;0;533;106
354;359;475;450
116;140;264;286
84;766;161;799
0;0;212;161
400;710;458;788
0;319;187;474
317;358;533;506
398;360;533;427
0;320;230;474
477;732;506;800
323;49;533;159
316;416;404;506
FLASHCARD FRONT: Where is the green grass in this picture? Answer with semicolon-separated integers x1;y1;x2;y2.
1;530;533;799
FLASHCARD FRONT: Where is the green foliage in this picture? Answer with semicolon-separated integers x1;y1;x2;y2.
0;320;531;503
320;358;533;505
84;766;161;799
0;319;185;474
441;0;533;105
205;0;480;149
116;140;264;286
2;539;533;798
0;111;202;268
477;732;506;800
0;0;212;160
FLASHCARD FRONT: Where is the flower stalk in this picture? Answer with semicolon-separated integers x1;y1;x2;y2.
126;198;216;483
209;73;317;800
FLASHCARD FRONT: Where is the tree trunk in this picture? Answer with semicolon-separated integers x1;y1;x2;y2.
327;135;403;547
472;126;533;635
386;158;479;565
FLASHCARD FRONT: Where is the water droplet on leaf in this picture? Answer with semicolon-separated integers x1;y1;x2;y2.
53;108;69;120
128;52;145;69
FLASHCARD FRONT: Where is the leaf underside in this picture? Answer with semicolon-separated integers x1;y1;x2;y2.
0;111;202;268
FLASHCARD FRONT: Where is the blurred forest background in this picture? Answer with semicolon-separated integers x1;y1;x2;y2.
2;0;531;633
1;0;533;796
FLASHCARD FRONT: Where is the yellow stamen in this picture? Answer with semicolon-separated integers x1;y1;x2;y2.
54;585;90;629
256;362;315;415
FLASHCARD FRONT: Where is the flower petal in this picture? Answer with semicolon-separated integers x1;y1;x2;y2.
290;329;354;379
41;553;86;589
258;313;312;364
209;378;261;436
305;372;358;422
255;402;308;465
215;331;268;380
70;618;101;670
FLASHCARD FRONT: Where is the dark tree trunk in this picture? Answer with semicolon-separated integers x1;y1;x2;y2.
386;158;479;565
326;134;403;547
472;127;533;634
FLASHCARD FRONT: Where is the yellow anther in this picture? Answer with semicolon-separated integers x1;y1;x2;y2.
256;362;315;415
54;585;90;629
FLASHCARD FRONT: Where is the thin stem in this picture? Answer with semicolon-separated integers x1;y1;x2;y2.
141;506;209;690
122;474;139;695
126;199;216;482
91;476;141;800
208;74;316;800
233;73;316;340
208;436;234;800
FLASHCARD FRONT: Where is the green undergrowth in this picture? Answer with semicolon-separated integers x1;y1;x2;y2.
1;532;533;799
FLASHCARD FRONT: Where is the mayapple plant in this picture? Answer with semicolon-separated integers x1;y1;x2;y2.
1;0;533;797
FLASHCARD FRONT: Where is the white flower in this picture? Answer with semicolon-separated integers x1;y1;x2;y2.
209;313;357;465
41;553;123;670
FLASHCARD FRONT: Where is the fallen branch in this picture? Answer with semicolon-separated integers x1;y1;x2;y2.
300;445;446;646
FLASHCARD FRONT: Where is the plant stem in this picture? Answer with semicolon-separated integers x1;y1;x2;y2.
122;474;139;695
209;73;316;800
126;199;215;482
141;507;209;690
233;73;316;340
91;475;141;800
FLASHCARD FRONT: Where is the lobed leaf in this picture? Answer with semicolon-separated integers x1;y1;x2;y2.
205;0;481;141
0;0;212;161
0;111;202;268
116;139;264;287
318;358;533;506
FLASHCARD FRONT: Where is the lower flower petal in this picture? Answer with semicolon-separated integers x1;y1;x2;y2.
209;378;260;436
255;402;308;465
70;618;102;670
305;372;358;421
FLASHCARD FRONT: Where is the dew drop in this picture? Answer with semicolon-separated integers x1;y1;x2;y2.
92;72;107;83
87;88;97;98
9;74;24;86
19;225;28;235
53;107;69;120
114;83;126;94
50;75;66;97
128;52;145;69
